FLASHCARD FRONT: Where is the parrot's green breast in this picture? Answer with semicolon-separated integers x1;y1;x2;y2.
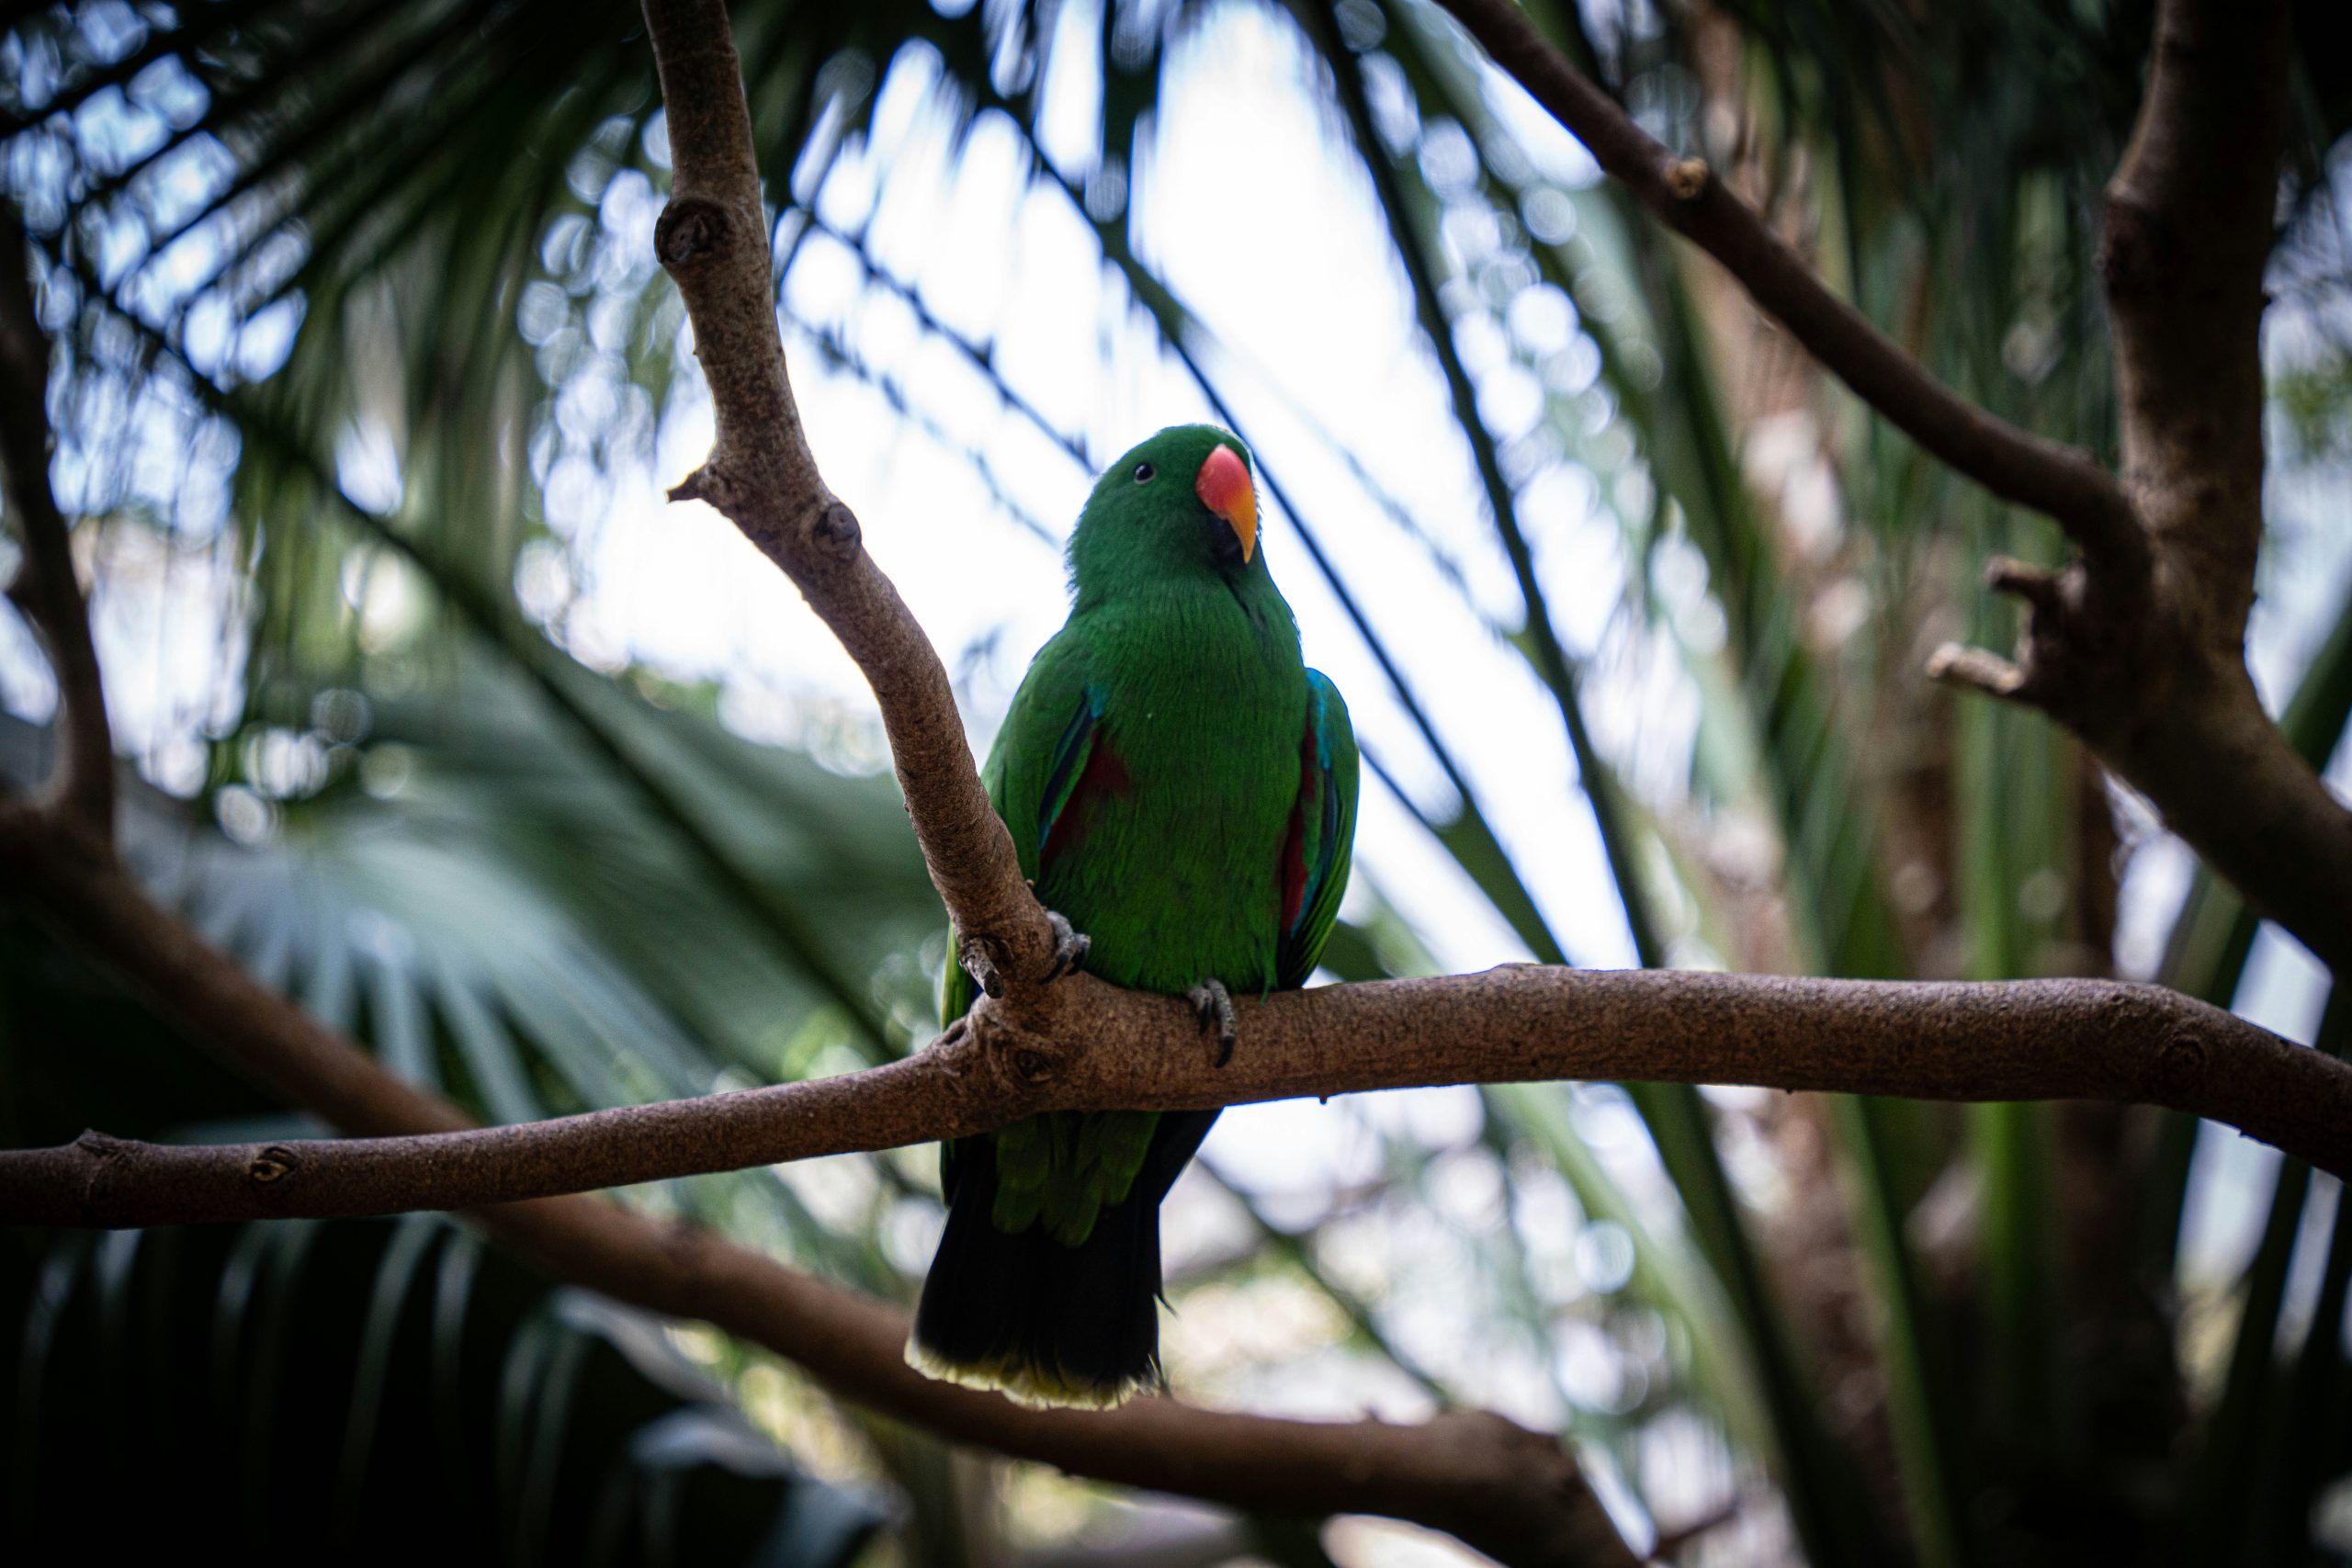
976;580;1307;1246
1023;588;1309;997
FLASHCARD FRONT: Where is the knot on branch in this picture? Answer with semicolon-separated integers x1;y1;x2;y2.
978;1022;1070;1090
958;931;1008;999
810;498;863;560
73;1129;133;1162
247;1145;299;1185
668;464;742;513
2150;1025;2211;1100
654;197;739;271
70;1130;137;1224
1664;157;1710;201
938;998;1076;1099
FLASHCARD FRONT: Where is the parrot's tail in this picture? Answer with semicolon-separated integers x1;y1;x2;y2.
907;1118;1208;1410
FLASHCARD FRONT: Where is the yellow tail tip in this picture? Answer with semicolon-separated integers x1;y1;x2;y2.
902;1335;1148;1411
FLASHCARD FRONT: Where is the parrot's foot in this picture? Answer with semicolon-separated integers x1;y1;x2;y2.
1185;979;1237;1067
957;911;1088;998
1042;909;1091;983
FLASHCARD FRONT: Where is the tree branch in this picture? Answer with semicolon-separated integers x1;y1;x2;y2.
3;5;2338;1562
0;792;1635;1568
2064;0;2352;968
1425;0;2141;564
2;817;2345;1224
0;203;113;850
0;7;1636;1561
2101;0;2285;639
1430;0;2352;976
1945;0;2352;976
638;0;1054;988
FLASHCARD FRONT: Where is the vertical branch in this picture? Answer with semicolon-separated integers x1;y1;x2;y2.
2048;0;2352;975
638;0;1052;981
1946;0;2350;972
2100;0;2290;645
0;207;113;850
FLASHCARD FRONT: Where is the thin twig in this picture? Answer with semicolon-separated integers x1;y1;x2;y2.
1427;0;2141;565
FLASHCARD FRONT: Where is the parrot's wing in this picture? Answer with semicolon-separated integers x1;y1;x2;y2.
1277;670;1359;990
936;636;1131;1247
941;634;1101;1028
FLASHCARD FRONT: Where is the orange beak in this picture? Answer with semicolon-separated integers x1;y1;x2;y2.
1193;445;1258;563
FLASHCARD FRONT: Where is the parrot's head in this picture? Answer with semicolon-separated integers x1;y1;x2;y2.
1067;425;1261;598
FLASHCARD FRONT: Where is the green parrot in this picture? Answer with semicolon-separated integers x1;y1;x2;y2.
906;424;1360;1408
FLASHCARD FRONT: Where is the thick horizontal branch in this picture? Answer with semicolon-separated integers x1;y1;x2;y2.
1428;0;2141;564
0;780;1634;1568
3;839;2341;1226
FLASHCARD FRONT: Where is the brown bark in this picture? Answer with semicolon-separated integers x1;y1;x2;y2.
4;5;2346;1562
2049;0;2352;974
1;813;2342;1224
1430;0;2352;978
0;824;1629;1566
639;0;1056;990
0;125;1636;1568
1429;0;2140;562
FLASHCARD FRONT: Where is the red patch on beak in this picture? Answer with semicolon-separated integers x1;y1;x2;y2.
1194;445;1258;562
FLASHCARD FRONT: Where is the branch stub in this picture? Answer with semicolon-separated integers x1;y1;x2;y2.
813;498;863;559
2151;1027;2211;1100
654;197;737;269
248;1145;298;1184
958;932;1007;999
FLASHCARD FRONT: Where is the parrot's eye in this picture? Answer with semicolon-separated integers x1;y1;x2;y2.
1131;461;1155;484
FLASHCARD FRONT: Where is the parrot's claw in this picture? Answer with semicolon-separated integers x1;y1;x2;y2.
1185;979;1237;1068
1042;909;1091;983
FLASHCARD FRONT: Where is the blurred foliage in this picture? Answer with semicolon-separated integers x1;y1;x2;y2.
4;1;2352;1565
0;817;893;1564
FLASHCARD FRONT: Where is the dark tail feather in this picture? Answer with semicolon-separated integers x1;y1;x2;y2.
908;1111;1216;1408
